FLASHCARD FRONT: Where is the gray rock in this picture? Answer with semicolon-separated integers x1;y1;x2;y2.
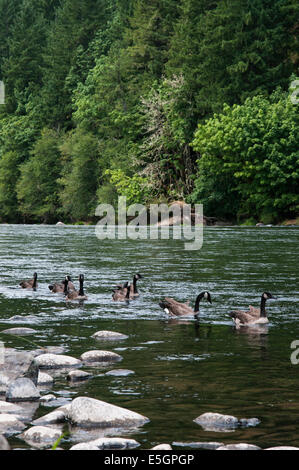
0;414;26;435
151;444;172;450
32;408;67;426
37;372;54;386
0;400;24;415
20;426;63;449
105;369;135;377
67;370;93;382
92;331;129;341
40;394;56;403
66;396;149;429
172;441;224;450
194;413;260;432
194;413;239;431
70;437;140;450
217;443;261;450
1;349;36;388
34;353;81;369
1;328;37;336
80;350;123;364
6;378;40;402
0;434;10;450
265;446;299;450
70;442;100;450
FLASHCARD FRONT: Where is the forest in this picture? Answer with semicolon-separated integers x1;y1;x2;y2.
0;0;298;225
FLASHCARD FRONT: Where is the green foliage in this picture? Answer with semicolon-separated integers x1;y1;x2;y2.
16;128;61;222
58;130;99;221
0;0;298;223
191;89;299;222
104;168;149;205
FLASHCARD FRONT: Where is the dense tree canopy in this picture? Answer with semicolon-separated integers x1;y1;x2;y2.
0;0;298;224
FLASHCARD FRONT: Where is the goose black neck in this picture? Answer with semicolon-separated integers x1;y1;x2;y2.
32;275;37;288
260;295;267;317
194;293;204;313
133;277;138;294
63;280;68;295
79;279;84;296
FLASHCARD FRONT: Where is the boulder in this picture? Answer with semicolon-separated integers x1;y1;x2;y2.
37;372;54;386
1;328;37;336
92;331;128;341
34;353;81;369
0;414;26;435
80;350;123;364
70;437;140;450
32;408;67;426
66;396;149;429
105;369;135;377
265;446;299;450
0;434;10;450
67;370;93;382
20;426;63;448
151;444;172;450
217;443;261;450
1;349;37;390
6;378;40;402
194;413;260;432
172;441;224;450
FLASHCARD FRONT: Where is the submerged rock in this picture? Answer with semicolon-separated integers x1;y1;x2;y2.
1;327;37;336
66;396;149;429
6;378;40;402
67;370;93;382
173;441;224;450
0;414;26;435
194;413;260;432
151;444;172;450
37;372;54;387
265;446;299;450
80;350;123;364
217;443;261;450
70;437;140;450
34;353;81;369
32;407;68;426
105;369;135;377
0;434;10;450
1;349;36;390
91;331;129;341
20;426;63;448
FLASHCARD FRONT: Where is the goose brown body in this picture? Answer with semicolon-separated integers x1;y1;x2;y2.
159;292;212;318
230;292;275;327
20;273;38;290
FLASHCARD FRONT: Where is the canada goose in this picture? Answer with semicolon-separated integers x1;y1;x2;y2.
129;273;143;297
159;291;212;319
112;282;131;302
65;274;88;301
49;275;75;293
19;272;38;290
230;292;276;327
113;274;143;298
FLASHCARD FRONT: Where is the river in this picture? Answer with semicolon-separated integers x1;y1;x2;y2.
0;224;298;449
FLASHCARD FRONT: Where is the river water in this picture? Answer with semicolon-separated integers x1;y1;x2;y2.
0;224;298;449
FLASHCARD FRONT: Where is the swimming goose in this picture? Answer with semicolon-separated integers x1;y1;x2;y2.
129;273;143;297
65;274;88;301
112;282;131;302
230;292;275;327
159;291;212;319
114;274;143;298
49;275;75;293
19;272;38;290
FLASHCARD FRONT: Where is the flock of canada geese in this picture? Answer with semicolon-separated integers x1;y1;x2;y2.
19;272;276;328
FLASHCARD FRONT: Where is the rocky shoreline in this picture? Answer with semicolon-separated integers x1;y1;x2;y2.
0;329;297;451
